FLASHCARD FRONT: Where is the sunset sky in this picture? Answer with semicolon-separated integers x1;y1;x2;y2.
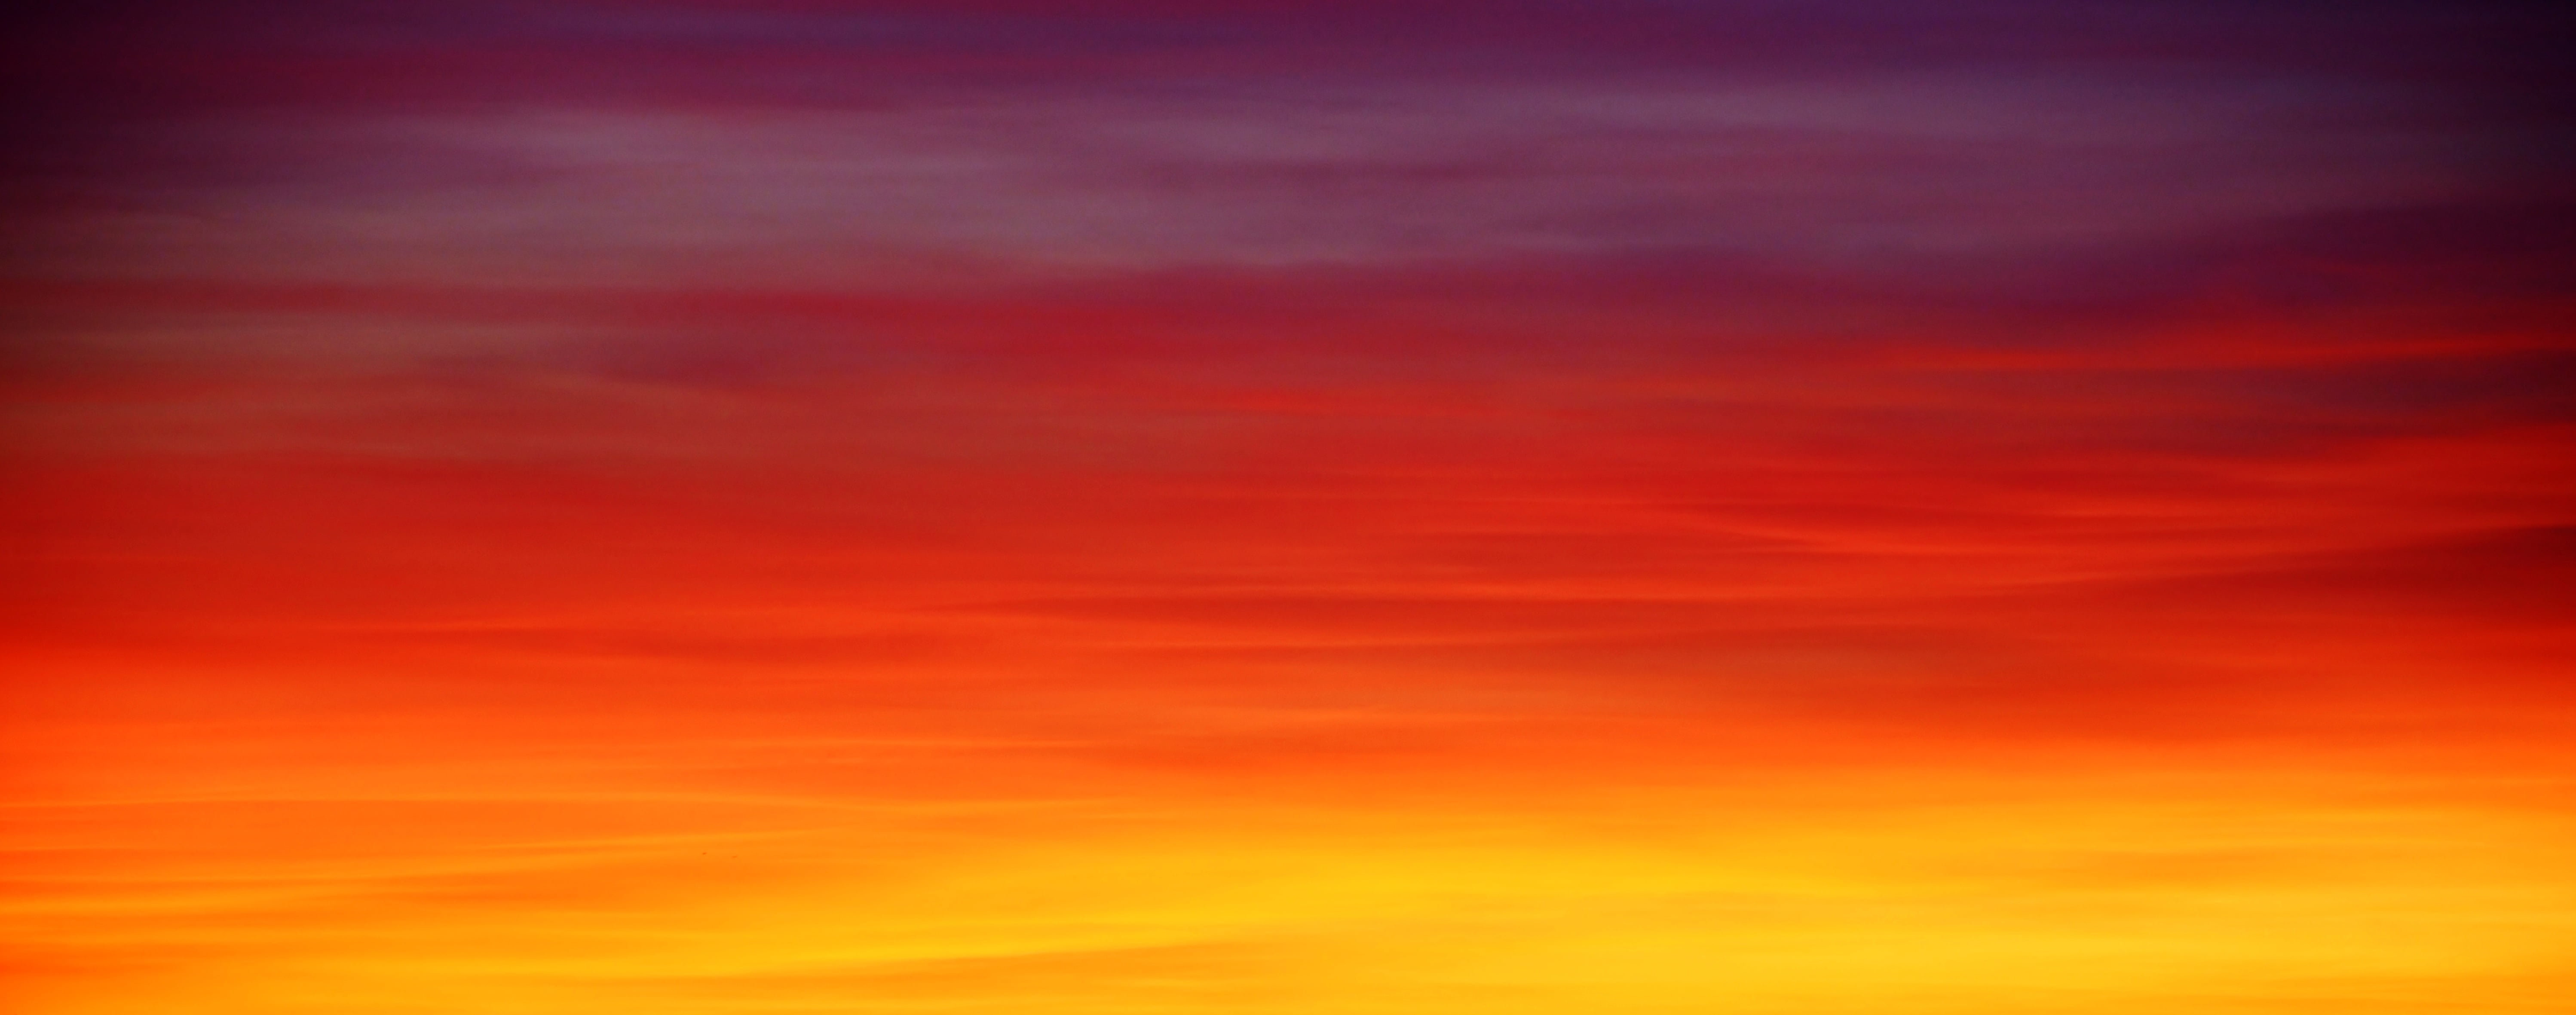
5;2;2574;1013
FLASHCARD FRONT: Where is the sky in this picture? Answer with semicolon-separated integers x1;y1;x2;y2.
4;2;2574;1012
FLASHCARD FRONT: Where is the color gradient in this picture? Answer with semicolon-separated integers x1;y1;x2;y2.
6;3;2573;1013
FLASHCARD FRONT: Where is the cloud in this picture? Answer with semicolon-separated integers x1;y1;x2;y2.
15;67;2487;285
